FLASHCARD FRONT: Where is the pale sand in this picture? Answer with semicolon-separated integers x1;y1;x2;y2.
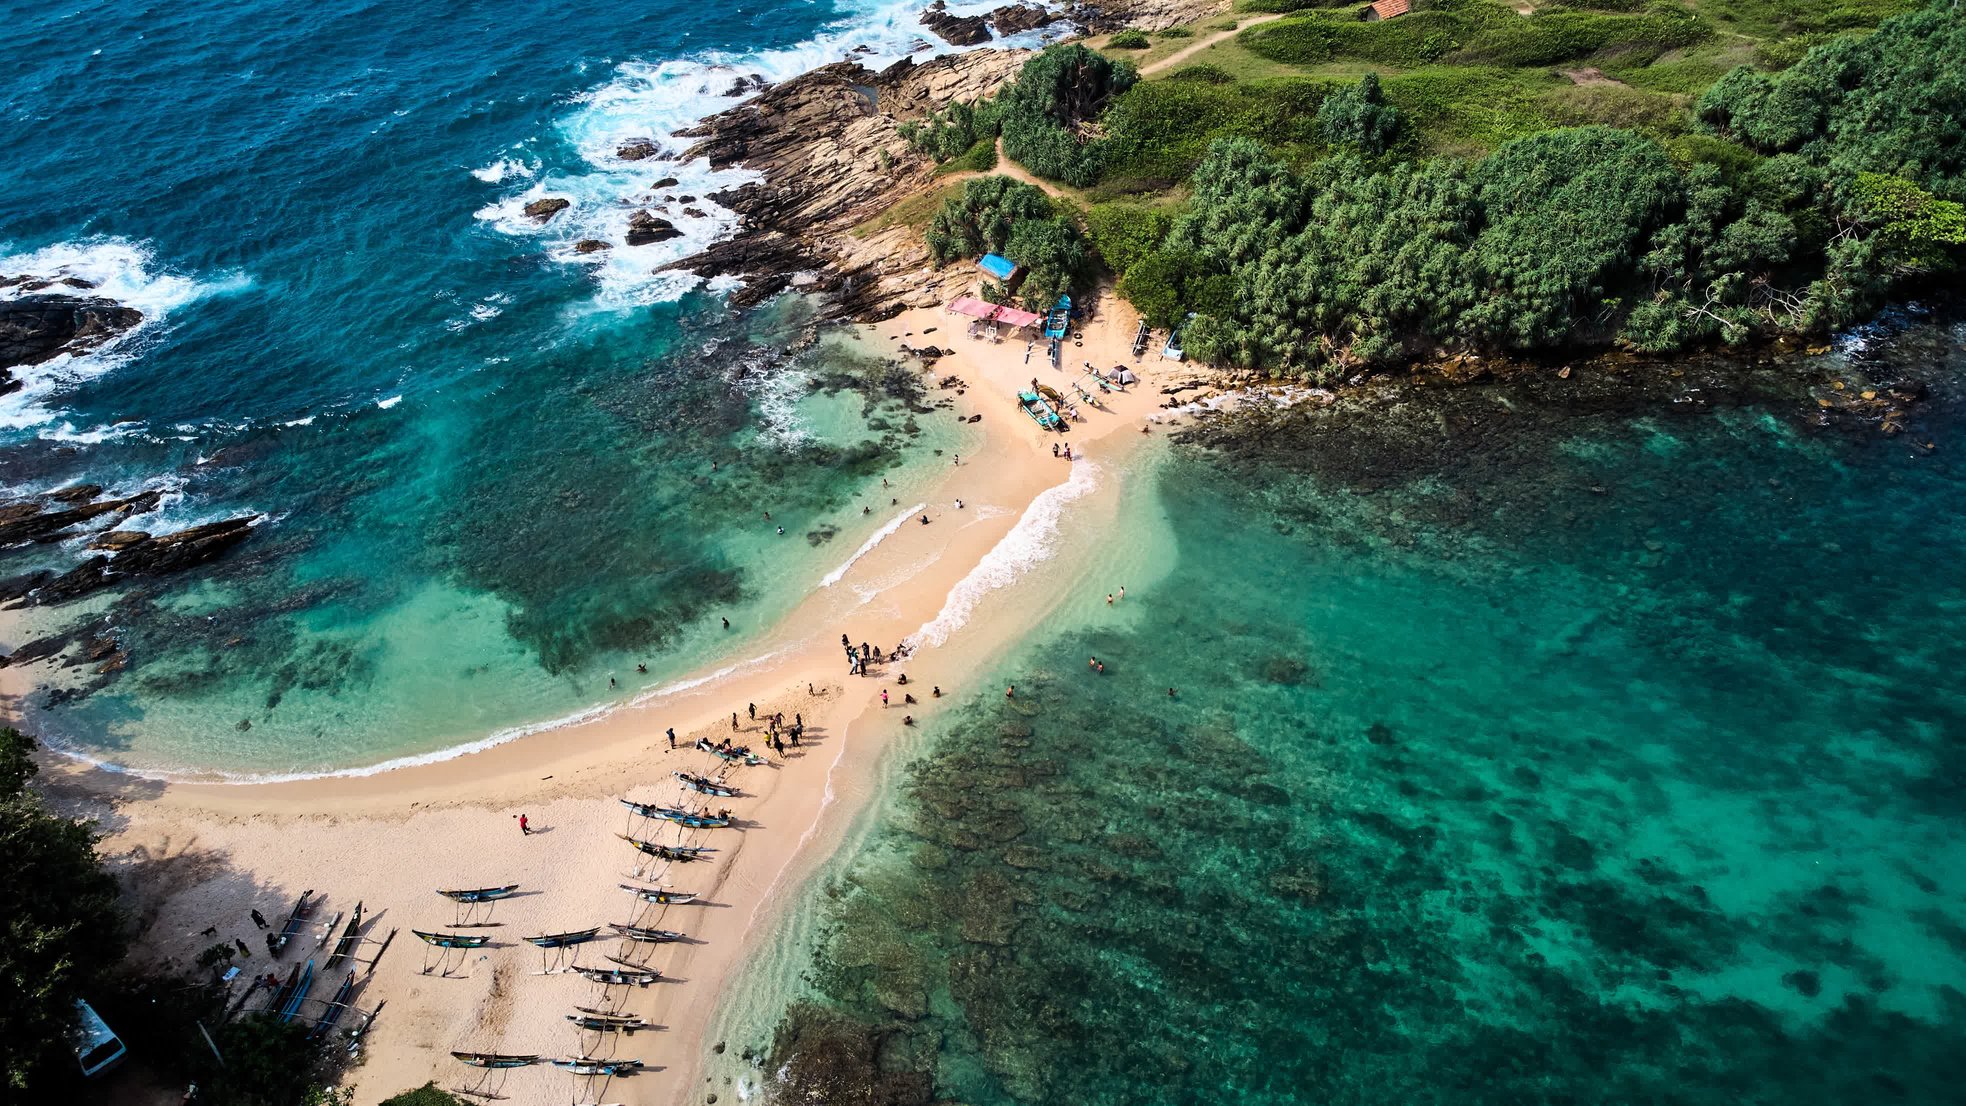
16;292;1174;1105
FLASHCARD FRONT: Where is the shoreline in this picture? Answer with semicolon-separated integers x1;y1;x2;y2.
25;296;1168;1105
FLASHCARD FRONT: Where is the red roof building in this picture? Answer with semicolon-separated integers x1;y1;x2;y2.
1365;0;1411;21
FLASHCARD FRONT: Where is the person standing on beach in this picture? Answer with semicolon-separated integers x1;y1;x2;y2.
881;689;889;708
732;712;739;730
518;814;530;835
748;702;756;721
666;727;676;749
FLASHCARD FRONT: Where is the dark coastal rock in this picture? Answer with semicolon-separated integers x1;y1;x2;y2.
0;570;52;605
573;239;612;254
0;488;163;546
89;529;151;551
989;3;1061;34
683;206;708;219
676;194;697;203
522;197;571;222
920;1;991;46
625;210;683;246
0;296;144;393
34;515;260;606
651;176;681;189
722;73;772;97
616;140;662;161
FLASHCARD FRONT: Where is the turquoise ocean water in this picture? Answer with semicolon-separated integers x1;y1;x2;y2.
742;324;1966;1104
0;0;1027;775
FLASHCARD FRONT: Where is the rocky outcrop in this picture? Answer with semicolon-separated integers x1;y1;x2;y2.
652;176;681;189
1075;0;1226;32
921;1;991;45
574;239;612;254
0;487;163;546
0;295;144;394
723;73;773;97
662;49;1025;317
523;197;572;222
617;140;663;161
33;516;260;606
626;211;683;246
989;4;1062;35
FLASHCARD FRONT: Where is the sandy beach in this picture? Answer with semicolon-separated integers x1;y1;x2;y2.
18;291;1172;1105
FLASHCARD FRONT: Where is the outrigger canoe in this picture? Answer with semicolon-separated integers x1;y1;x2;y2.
617;883;698;906
436;885;519;903
552;1057;644;1075
273;889;316;952
326;901;364;970
309;971;357;1040
609;922;685;943
617;835;710;862
414;930;491;949
451;1051;540;1069
277;959;315;1023
672;771;737;797
620;799;730;828
574;964;662;986
523;927;599;948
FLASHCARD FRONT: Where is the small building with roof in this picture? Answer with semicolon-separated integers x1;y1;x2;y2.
1364;0;1410;20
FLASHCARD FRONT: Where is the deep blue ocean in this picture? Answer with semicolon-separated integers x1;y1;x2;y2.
0;0;994;774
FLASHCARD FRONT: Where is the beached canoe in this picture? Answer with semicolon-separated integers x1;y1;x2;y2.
1017;390;1065;431
273;889;316;951
436;884;519;903
672;771;737;797
309;971;357;1040
326;901;363;970
552;1057;644;1075
617;834;710;861
451;1051;539;1069
619;798;729;827
414;930;491;949
617;883;697;905
523;927;599;948
277;958;314;1023
608;922;685;943
573;964;661;986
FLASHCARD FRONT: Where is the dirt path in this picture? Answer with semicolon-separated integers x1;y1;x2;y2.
1140;12;1284;76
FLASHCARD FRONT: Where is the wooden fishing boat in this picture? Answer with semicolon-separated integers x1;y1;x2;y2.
414;930;491;949
277;959;315;1023
551;1057;644;1076
326;901;364;970
1017;390;1065;431
616;834;709;861
573;964;661;986
315;910;343;951
273;889;316;951
621;799;730;827
617;883;697;905
604;953;655;972
567;1013;642;1032
437;885;519;903
268;962;302;1014
451;1051;539;1069
671;771;736;797
523;927;600;948
309;971;357;1039
609;922;685;943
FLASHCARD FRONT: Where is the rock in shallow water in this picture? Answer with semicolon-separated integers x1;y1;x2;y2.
0;295;145;390
522;196;571;222
919;1;990;45
626;210;683;246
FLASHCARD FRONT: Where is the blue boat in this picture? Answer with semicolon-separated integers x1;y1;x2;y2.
1018;390;1065;431
1043;294;1071;340
278;959;314;1023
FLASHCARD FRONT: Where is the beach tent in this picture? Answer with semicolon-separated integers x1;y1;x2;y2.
1111;367;1138;385
976;254;1019;282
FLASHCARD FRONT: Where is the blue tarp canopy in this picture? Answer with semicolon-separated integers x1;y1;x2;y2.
977;253;1018;280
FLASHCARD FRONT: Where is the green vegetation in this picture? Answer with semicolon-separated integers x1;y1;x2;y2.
380;1085;466;1106
925;177;1092;310
0;728;126;1094
894;1;1958;374
1109;29;1151;48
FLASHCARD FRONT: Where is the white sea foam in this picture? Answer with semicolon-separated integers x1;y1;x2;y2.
821;503;925;587
474;0;1077;308
908;458;1099;649
0;236;248;433
376;393;403;409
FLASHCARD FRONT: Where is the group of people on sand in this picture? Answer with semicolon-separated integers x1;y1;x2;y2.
845;633;910;677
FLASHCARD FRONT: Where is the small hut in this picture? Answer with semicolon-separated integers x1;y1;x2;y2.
1363;0;1410;21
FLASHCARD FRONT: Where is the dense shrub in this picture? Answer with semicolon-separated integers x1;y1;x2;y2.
1695;2;1966;199
925;176;1055;264
1316;72;1402;154
1087;203;1175;274
1109;29;1151;48
999;45;1139;187
1167;63;1237;83
1241;0;1709;69
898;98;1001;162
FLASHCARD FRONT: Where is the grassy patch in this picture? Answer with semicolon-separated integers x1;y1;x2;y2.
852;180;968;239
934;137;1000;175
1241;0;1712;70
1689;0;1918;41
